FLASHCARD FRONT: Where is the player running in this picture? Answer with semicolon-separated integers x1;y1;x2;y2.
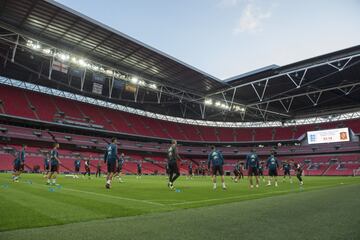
294;162;304;185
167;139;182;189
104;138;119;189
187;162;193;180
136;161;142;179
258;161;265;182
208;145;226;190
282;160;292;183
47;143;61;185
245;149;260;188
83;158;91;179
12;144;27;182
95;160;102;178
114;153;125;182
266;152;279;187
74;157;81;179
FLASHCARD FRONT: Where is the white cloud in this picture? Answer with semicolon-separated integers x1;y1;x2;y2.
217;0;241;8
233;3;272;34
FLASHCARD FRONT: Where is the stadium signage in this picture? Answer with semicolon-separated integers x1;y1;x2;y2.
307;128;350;144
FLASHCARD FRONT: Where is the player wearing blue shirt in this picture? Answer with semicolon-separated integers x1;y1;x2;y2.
266;152;279;187
208;146;226;190
47;143;61;185
114;153;125;182
12;145;27;182
245;149;260;188
104;138;119;189
74;157;81;179
282;160;292;183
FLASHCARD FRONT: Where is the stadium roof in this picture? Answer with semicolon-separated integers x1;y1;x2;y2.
0;0;225;95
0;0;359;123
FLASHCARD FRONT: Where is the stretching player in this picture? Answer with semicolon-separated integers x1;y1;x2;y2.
167;139;181;189
114;153;125;182
208;145;226;190
266;152;279;187
104;138;119;189
74;157;81;179
136;161;142;179
245;149;259;188
258;161;265;182
232;160;242;183
96;160;102;178
12;145;27;182
283;160;292;183
295;162;304;185
83;158;91;179
47;143;61;185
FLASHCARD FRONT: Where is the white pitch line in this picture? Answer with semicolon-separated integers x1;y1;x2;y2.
64;187;165;206
168;184;342;206
168;190;290;206
29;182;165;207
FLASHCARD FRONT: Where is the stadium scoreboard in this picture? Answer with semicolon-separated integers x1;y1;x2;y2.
307;128;350;144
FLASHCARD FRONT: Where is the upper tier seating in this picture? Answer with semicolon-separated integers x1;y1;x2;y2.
1;84;359;142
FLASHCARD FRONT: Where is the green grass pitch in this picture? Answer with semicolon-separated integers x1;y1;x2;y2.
0;173;359;240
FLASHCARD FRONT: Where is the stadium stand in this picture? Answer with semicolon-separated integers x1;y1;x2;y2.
1;85;360;143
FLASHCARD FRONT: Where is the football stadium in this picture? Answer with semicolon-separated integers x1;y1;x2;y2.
0;1;359;239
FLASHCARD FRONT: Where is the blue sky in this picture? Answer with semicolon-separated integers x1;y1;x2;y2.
56;0;360;80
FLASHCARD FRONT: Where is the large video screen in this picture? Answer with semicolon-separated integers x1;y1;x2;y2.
307;128;350;144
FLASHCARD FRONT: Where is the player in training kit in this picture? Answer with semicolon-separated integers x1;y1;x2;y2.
104;138;119;189
167;139;182;189
43;152;50;176
258;161;265;182
136;161;142;179
96;160;102;178
294;162;304;185
12;145;27;182
232;160;242;183
283;160;292;183
208;146;226;190
245;149;260;188
83;158;91;179
74;157;81;179
47;143;61;185
266;152;279;187
114;153;125;182
187;162;193;180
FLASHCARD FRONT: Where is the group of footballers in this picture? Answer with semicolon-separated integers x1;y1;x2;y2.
238;149;304;188
11;138;304;190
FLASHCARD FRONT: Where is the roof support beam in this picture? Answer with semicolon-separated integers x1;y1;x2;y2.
207;54;360;97
80;68;86;91
286;68;307;88
10;34;19;62
251;78;268;101
247;82;360;107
